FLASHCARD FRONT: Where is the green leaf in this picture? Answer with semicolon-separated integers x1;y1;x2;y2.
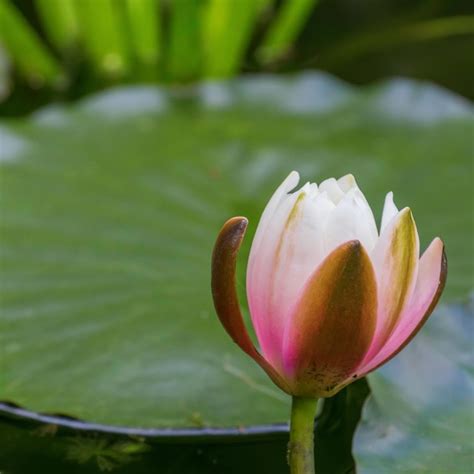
123;0;161;75
72;0;130;78
166;0;202;82
0;0;62;86
258;0;318;63
0;74;472;432
201;0;261;77
35;0;79;51
315;379;370;473
354;301;473;472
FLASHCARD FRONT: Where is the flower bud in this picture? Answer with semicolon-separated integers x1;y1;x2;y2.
212;172;447;397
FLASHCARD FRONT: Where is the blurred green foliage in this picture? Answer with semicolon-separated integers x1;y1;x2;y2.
0;0;318;91
0;0;473;116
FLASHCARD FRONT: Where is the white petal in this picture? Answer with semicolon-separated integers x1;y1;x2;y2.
269;192;334;324
380;191;398;233
248;171;300;261
323;189;378;253
352;188;379;248
337;174;357;192
247;177;332;369
319;177;345;204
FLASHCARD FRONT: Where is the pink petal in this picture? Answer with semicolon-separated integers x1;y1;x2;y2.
282;241;378;397
247;174;334;370
363;207;420;362
357;237;447;375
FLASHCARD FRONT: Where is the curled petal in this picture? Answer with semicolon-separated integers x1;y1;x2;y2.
211;216;291;393
365;208;419;360
358;238;447;375
283;240;378;397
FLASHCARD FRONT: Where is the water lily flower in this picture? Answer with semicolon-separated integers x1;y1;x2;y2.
211;171;447;399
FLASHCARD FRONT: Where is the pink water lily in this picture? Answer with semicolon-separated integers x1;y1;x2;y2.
211;171;447;398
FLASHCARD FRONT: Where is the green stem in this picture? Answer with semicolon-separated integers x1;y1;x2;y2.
288;396;318;474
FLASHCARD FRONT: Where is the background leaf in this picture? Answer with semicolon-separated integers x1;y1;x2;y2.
0;74;472;438
73;0;130;78
354;300;474;473
0;74;473;474
123;0;161;79
35;0;79;51
258;0;318;63
201;0;262;77
166;0;202;82
0;0;62;86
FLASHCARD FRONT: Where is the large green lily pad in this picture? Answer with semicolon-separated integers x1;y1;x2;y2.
354;301;474;473
0;73;472;429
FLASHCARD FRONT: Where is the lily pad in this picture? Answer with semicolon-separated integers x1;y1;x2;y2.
0;73;472;430
354;300;474;473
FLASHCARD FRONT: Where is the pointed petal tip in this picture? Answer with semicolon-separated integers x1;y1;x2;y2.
227;215;248;229
218;216;249;236
398;207;417;230
287;170;300;185
440;240;448;281
427;235;446;260
380;191;398;233
289;170;300;179
427;237;446;273
213;218;248;257
341;239;363;253
331;239;372;262
385;191;394;203
337;173;357;191
399;206;412;216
